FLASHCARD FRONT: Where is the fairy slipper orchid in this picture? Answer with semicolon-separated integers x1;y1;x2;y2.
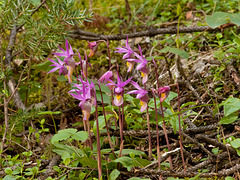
157;86;170;102
106;74;132;106
127;81;149;112
134;45;149;84
87;41;99;57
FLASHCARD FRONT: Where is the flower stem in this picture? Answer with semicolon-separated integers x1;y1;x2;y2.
152;57;173;169
121;100;125;146
86;119;93;150
97;83;116;158
144;84;152;160
94;97;102;179
160;101;173;169
177;82;186;172
152;90;161;170
118;107;123;143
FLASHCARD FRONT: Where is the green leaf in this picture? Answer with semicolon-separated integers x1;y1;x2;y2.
219;113;238;125
71;131;89;142
53;166;61;172
62;151;71;165
180;102;197;109
113;156;133;171
169;114;179;134
189;173;201;180
78;156;98;168
177;4;182;16
52;143;83;157
94;82;111;94
95;91;111;104
165;91;178;104
206;12;229;28
4;168;13;175
132;157;151;167
38;111;61;115
225;177;235;180
93;115;112;136
236;149;240;156
12;166;21;175
51;128;77;143
230;138;240;148
212;148;219;155
3;175;17;180
115;149;145;156
234;38;240;46
109;169;120;180
228;14;240;26
220;97;240;116
160;47;189;59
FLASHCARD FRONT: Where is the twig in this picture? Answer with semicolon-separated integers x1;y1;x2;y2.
70;25;235;41
196;134;236;155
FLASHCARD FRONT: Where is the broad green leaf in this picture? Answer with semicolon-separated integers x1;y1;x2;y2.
206;12;240;28
230;138;240;148
132;109;144;114
62;151;71;165
115;149;145;156
4;168;13;175
51;128;77;143
225;176;235;180
228;14;240;25
233;38;240;46
236;149;240;156
113;156;133;171
160;47;189;59
94;82;111;94
78;156;98;168
52;143;83;157
95;91;111;104
220;97;240;116
12;166;21;175
71;131;89;142
165;92;178;104
206;12;229;28
219;113;238;125
212;148;219;155
169;114;179;134
109;169;120;180
132;157;151;167
101;148;112;154
93;115;113;136
2;175;17;180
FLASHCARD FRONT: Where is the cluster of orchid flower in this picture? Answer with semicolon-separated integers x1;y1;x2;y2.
47;37;184;176
47;39;94;120
47;37;170;121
